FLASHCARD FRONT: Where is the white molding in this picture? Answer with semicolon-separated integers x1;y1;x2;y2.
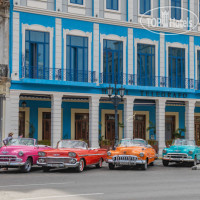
166;42;188;83
134;38;159;84
63;29;92;81
100;33;127;84
195;45;200;81
21;23;54;80
14;6;200;37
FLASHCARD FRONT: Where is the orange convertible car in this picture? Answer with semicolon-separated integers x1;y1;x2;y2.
106;138;157;170
37;140;107;172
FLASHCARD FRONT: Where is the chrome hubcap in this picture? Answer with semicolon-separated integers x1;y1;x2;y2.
80;161;84;171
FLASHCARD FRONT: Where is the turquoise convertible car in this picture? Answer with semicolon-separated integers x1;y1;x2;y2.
162;139;200;166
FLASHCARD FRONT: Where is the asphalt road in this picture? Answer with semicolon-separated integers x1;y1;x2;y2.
0;160;200;200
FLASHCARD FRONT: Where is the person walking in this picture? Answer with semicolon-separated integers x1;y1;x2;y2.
3;132;14;146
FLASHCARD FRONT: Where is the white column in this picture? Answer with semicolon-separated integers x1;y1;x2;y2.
185;101;196;140
89;96;100;148
55;18;62;80
56;0;62;11
128;28;133;83
94;0;99;17
128;0;133;22
156;99;166;156
124;98;134;139
93;23;99;85
51;94;62;148
12;12;20;80
5;91;20;138
190;0;195;31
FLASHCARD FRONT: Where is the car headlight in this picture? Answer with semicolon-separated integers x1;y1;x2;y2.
68;152;76;157
38;152;46;157
18;151;24;156
139;152;144;157
107;151;111;156
189;151;193;155
163;149;167;154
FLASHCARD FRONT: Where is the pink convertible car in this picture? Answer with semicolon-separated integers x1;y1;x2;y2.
0;138;51;173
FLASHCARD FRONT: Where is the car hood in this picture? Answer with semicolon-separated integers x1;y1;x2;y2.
0;145;34;155
165;145;196;153
42;148;88;157
112;146;147;155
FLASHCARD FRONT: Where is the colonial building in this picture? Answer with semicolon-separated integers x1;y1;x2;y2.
0;0;10;142
6;0;200;155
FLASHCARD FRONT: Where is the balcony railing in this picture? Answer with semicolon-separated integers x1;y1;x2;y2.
22;66;96;83
100;73;126;84
0;64;8;78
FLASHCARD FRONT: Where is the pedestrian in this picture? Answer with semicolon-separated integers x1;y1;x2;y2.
3;132;14;146
18;134;23;139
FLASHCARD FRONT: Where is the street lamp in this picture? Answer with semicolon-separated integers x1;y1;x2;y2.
107;83;125;147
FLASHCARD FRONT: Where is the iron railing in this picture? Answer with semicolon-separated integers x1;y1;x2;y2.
0;64;8;78
22;66;96;83
100;73;126;84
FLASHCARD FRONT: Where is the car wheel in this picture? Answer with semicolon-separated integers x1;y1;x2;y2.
109;163;115;170
96;158;103;168
20;158;32;173
163;160;169;166
76;159;84;172
141;159;148;170
149;162;154;166
42;167;50;172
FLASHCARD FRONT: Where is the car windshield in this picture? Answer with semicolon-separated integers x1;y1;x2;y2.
7;138;35;146
57;140;88;149
118;139;147;147
172;139;195;146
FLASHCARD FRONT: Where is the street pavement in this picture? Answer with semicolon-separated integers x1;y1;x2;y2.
0;160;200;200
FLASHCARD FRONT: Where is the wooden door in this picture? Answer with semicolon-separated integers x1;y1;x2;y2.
165;116;175;141
75;113;89;142
105;114;119;142
195;117;200;144
19;111;25;137
133;115;146;140
42;112;51;141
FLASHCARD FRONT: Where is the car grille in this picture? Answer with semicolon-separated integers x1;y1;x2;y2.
45;157;72;164
113;155;138;161
0;155;17;162
166;153;188;159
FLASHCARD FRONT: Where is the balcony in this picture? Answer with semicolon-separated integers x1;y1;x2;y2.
100;73;126;85
0;64;8;78
22;66;96;83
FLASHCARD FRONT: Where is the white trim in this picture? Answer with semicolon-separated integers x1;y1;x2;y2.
71;109;89;140
63;29;92;81
19;107;30;138
21;24;54;80
104;0;121;13
166;42;188;85
100;34;127;84
68;0;86;8
134;38;159;85
195;45;200;81
138;0;153;17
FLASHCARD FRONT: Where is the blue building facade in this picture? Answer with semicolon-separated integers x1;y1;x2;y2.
6;0;200;154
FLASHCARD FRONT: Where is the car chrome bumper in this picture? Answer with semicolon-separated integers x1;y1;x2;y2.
37;157;79;168
106;158;146;166
163;157;194;162
0;161;25;167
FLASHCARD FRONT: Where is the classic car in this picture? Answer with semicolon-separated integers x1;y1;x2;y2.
106;138;157;170
162;139;200;166
0;138;51;173
37;140;107;172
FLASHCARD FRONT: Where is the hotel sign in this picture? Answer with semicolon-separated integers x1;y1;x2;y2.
141;91;188;98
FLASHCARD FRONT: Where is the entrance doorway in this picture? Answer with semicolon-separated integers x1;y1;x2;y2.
165;116;175;141
133;115;146;139
75;113;89;142
105;114;119;141
19;111;25;137
195;116;200;144
42;112;51;141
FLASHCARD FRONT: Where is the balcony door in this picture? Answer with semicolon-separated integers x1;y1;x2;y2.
19;111;25;137
195;117;200;144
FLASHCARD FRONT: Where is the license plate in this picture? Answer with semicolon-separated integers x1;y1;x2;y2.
47;164;64;168
0;162;8;165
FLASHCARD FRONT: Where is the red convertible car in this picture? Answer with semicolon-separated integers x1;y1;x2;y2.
37;140;107;172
